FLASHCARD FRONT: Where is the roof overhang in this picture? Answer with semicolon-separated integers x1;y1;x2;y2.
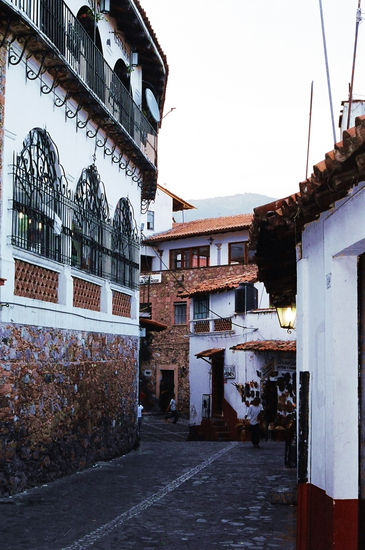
231;340;296;352
157;185;195;212
196;348;225;359
139;317;167;331
249;115;365;305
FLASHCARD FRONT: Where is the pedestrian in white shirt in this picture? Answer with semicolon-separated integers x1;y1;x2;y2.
245;397;263;448
137;403;144;435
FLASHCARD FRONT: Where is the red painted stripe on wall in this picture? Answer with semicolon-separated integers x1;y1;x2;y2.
296;483;358;550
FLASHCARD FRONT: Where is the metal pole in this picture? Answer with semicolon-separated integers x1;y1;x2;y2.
347;1;362;129
318;0;337;145
306;81;314;180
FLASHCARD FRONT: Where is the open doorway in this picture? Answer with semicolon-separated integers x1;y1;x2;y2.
211;352;224;416
159;369;174;413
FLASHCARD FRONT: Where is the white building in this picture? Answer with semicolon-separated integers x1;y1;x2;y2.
251;115;365;550
0;0;167;495
183;272;295;438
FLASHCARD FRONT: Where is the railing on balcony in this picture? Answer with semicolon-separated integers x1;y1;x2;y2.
5;0;157;166
190;317;233;334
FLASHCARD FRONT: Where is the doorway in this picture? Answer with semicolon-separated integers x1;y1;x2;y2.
159;369;174;412
211;353;224;416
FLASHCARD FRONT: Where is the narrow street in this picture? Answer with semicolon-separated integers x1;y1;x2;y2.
0;414;296;550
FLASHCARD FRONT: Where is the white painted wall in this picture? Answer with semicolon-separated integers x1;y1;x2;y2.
147;229;251;272
297;181;365;501
0;44;142;336
189;287;295;425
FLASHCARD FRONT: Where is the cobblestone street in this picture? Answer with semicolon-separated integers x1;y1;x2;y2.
0;414;296;550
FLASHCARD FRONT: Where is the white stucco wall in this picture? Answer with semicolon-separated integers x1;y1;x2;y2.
189;287;295;425
297;181;365;501
148;229;251;272
0;44;142;336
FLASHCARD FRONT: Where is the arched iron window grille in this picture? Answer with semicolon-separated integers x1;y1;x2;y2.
72;164;110;278
112;198;140;289
12;128;71;262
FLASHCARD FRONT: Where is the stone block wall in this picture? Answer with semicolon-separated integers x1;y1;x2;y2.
0;324;139;496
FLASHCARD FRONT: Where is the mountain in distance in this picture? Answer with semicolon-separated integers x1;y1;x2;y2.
174;193;277;222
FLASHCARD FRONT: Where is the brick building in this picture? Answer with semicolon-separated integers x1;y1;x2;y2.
0;0;167;495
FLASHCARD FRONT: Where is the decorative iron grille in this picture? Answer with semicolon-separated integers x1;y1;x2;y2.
12;128;140;289
5;0;157;166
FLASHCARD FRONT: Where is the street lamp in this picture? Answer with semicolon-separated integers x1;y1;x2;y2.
275;303;296;332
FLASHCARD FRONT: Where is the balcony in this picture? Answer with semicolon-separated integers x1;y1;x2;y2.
1;0;158;170
190;317;233;334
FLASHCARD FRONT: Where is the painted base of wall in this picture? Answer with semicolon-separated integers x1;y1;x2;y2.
297;483;358;550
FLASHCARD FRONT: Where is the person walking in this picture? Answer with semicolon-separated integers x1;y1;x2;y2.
245;397;263;448
165;394;179;424
137;403;144;435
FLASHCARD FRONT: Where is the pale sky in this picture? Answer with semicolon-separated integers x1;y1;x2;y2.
140;0;364;200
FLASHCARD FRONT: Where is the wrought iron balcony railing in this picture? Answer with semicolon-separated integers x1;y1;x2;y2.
4;0;157;166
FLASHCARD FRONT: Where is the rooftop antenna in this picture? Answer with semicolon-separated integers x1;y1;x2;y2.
347;1;362;129
318;0;337;145
306;81;314;180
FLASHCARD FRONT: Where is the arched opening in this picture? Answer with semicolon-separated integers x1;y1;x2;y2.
108;59;132;130
72;165;110;277
112;198;139;288
77;6;104;100
12;128;68;261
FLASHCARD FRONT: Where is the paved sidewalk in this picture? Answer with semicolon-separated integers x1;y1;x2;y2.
0;414;296;550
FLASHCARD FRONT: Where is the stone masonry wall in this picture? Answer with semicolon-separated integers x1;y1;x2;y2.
140;264;244;415
0;324;139;496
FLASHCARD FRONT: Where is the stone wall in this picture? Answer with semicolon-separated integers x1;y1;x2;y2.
0;324;139;496
140;264;244;415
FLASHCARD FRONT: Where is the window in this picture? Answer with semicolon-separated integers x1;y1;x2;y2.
174;302;187;325
12;130;140;290
140;255;152;273
147;211;154;230
140;302;152;318
72;165;110;278
112;198;140;288
12;128;68;263
170;246;210;270
193;294;209;319
229;241;248;264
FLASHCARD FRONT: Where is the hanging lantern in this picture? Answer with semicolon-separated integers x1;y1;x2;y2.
275;303;296;331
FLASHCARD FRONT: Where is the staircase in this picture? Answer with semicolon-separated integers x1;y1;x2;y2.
211;416;232;441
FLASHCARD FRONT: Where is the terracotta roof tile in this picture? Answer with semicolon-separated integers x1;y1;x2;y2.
179;266;258;297
143;214;253;244
231;340;296;352
139;318;167;331
196;348;225;358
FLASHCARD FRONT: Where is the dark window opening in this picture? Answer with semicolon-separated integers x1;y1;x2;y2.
140;255;153;273
170;246;210;270
174;302;187;325
193;294;209;320
229;241;248;264
140;302;152;318
147;210;154;230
